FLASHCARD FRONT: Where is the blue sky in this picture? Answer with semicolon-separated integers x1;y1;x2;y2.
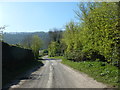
0;2;79;32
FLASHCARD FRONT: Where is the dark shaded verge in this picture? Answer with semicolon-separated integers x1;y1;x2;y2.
2;60;44;90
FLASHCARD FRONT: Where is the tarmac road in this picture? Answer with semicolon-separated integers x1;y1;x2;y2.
9;56;107;88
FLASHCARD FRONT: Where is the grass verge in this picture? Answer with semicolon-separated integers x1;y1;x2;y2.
3;60;43;87
48;56;119;88
47;56;63;60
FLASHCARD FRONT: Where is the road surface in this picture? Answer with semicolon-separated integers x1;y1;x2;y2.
9;56;107;88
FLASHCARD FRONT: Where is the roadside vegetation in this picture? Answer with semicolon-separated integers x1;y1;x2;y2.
48;2;120;88
48;56;63;60
1;1;119;88
62;57;119;87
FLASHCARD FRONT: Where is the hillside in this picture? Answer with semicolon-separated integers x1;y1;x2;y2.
3;32;49;49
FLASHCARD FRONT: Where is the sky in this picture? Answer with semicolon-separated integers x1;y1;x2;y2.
0;2;79;32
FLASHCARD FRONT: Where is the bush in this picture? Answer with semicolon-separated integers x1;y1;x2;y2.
48;41;61;57
83;49;107;62
64;50;87;62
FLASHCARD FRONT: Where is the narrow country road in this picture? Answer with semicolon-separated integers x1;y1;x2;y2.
9;56;107;88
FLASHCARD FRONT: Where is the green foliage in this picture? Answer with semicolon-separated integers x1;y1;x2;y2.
31;35;42;59
83;2;119;63
48;2;120;87
48;29;63;43
63;21;84;61
48;29;65;57
48;41;60;57
48;56;63;60
62;2;119;67
64;50;85;62
48;2;120;88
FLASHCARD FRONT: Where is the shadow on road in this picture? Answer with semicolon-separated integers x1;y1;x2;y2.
3;62;44;89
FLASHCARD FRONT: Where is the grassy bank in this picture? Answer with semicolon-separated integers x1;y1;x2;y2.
3;60;43;87
48;56;119;88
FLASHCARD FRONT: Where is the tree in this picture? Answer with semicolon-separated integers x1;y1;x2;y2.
81;2;119;63
48;41;59;57
21;35;32;49
48;29;64;56
48;28;63;44
0;25;7;41
31;35;42;59
62;2;120;65
62;21;84;61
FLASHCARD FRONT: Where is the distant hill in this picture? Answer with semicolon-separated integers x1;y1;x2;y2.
3;32;49;49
